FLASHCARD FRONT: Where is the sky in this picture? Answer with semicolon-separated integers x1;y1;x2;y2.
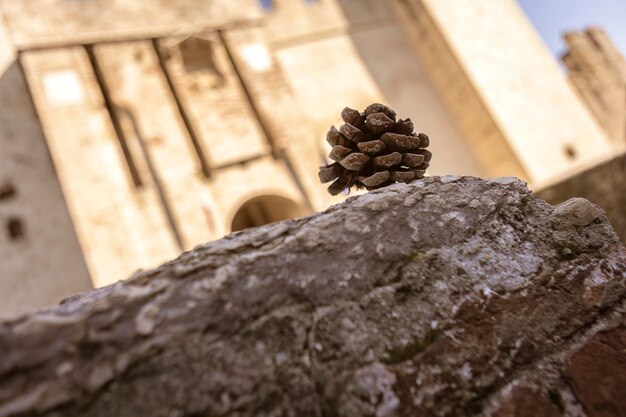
517;0;626;59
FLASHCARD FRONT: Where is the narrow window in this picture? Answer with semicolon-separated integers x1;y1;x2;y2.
177;37;222;77
6;217;25;241
564;144;577;160
0;183;16;201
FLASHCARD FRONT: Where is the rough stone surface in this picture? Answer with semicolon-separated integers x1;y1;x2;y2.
0;176;625;417
538;152;626;244
565;326;626;417
492;386;561;417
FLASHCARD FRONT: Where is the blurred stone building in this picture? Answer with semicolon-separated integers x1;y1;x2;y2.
537;28;626;244
562;27;626;149
0;0;621;317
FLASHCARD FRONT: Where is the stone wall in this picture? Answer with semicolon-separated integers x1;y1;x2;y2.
0;0;261;49
562;27;626;149
0;22;92;319
1;176;624;416
538;152;626;243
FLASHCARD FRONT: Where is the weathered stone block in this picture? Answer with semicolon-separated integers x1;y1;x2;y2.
538;152;626;244
0;176;624;416
566;326;626;417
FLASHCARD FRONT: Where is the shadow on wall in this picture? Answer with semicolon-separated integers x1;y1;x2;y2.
0;59;92;318
231;195;307;232
0;62;47;247
0;60;84;239
0;61;47;247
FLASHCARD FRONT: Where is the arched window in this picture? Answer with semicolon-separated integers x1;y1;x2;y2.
231;195;306;232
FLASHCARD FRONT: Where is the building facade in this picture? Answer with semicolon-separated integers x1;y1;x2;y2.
0;0;619;318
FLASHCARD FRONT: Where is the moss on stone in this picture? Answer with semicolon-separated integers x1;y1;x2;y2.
409;251;426;262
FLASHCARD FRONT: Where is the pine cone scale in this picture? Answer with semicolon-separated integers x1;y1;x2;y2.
364;103;396;121
329;145;352;162
389;118;414;135
418;133;430;147
373;152;402;169
390;171;415;182
418;149;432;162
318;163;342;183
339;153;369;171
359;171;390;187
366;112;396;133
357;140;386;154
341;107;362;126
339;124;365;143
328;175;351;196
402;153;425;167
413;169;426;179
326;126;340;146
381;133;421;151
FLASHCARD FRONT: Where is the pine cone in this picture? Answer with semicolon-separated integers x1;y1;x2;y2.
318;103;431;195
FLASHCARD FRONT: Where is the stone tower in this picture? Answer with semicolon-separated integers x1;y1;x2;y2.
0;0;618;317
0;16;92;317
562;27;626;149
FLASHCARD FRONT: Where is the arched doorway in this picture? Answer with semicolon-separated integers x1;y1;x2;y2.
231;195;307;232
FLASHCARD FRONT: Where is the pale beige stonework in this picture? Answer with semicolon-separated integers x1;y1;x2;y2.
0;18;11;73
393;0;527;181
562;28;626;150
0;0;262;49
0;0;624;317
20;48;181;288
157;36;270;167
0;22;92;319
93;42;214;251
397;0;615;187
